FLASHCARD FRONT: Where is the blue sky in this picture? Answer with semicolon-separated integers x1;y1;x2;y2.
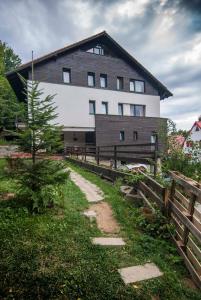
0;0;201;130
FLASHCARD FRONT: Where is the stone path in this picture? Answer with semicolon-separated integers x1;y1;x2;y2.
69;168;163;285
118;263;163;284
70;170;104;202
92;237;125;246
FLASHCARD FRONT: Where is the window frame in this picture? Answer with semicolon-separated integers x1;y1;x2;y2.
87;72;95;87
119;130;125;142
100;74;107;88
86;44;104;55
117;76;124;90
129;79;135;92
102;101;108;115
118;103;124;116
63;68;71;84
129;79;145;93
89;100;96;115
133;131;138;141
130;104;145;117
135;80;145;93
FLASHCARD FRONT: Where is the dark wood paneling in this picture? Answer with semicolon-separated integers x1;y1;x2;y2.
29;49;159;96
95;115;166;150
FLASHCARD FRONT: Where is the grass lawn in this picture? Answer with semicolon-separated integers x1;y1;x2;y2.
0;158;200;299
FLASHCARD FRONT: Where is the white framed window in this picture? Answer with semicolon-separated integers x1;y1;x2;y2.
88;72;95;87
135;80;145;93
89;100;96;115
63;68;71;83
100;74;107;88
118;103;124;116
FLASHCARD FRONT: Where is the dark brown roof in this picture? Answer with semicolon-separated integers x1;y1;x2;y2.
6;31;172;99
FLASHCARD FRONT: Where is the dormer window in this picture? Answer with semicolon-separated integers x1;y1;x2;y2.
87;44;104;55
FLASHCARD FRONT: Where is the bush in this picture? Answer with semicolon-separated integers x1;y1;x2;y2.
136;207;175;239
12;159;69;212
162;150;201;182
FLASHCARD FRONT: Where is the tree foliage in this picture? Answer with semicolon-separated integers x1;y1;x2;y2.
18;77;63;163
0;40;21;73
0;42;24;135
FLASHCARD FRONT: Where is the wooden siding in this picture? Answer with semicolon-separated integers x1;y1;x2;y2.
95;114;166;149
28;48;159;96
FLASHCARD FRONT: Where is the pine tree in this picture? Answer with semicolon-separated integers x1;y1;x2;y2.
18;77;63;164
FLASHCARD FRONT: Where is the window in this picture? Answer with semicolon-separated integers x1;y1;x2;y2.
117;77;123;90
130;105;145;117
151;132;157;144
118;103;124;116
135;80;145;93
130;79;145;93
130;80;135;92
102;102;108;114
133;131;138;141
63;68;71;83
120;131;125;141
100;74;107;88
89;100;96;115
88;72;95;87
87;44;104;55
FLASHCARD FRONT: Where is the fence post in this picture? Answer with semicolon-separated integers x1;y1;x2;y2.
84;147;86;162
97;146;100;165
183;194;197;252
154;133;159;177
114;145;117;169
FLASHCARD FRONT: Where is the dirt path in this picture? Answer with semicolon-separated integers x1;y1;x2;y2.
88;202;120;234
70;169;120;233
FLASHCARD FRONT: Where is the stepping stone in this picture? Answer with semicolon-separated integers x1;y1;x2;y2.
118;263;163;284
83;210;97;219
92;237;125;246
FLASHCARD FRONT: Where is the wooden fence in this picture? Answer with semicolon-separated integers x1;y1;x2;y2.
138;170;201;288
167;171;201;288
66;157;201;288
66;140;159;176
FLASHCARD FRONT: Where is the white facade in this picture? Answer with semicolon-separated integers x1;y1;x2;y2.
38;82;160;131
183;122;201;161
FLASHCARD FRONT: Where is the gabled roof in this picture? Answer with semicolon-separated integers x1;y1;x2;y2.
6;31;172;99
190;121;201;132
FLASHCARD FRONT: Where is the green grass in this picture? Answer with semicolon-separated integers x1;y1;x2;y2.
0;158;200;299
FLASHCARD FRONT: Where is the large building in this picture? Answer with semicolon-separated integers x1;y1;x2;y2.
6;31;172;148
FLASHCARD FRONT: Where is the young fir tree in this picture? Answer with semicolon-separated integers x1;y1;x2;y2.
14;77;67;212
19;77;63;164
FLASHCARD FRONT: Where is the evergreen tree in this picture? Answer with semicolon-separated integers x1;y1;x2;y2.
18;77;63;164
0;41;21;73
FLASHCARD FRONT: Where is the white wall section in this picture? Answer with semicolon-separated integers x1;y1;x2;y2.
38;82;160;130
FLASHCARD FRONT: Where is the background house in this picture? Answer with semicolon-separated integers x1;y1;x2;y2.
183;116;201;160
6;31;172;149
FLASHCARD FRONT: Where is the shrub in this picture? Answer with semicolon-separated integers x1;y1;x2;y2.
14;159;69;212
136;207;175;239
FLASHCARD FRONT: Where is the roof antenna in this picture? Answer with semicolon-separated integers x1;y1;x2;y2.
31;50;34;82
